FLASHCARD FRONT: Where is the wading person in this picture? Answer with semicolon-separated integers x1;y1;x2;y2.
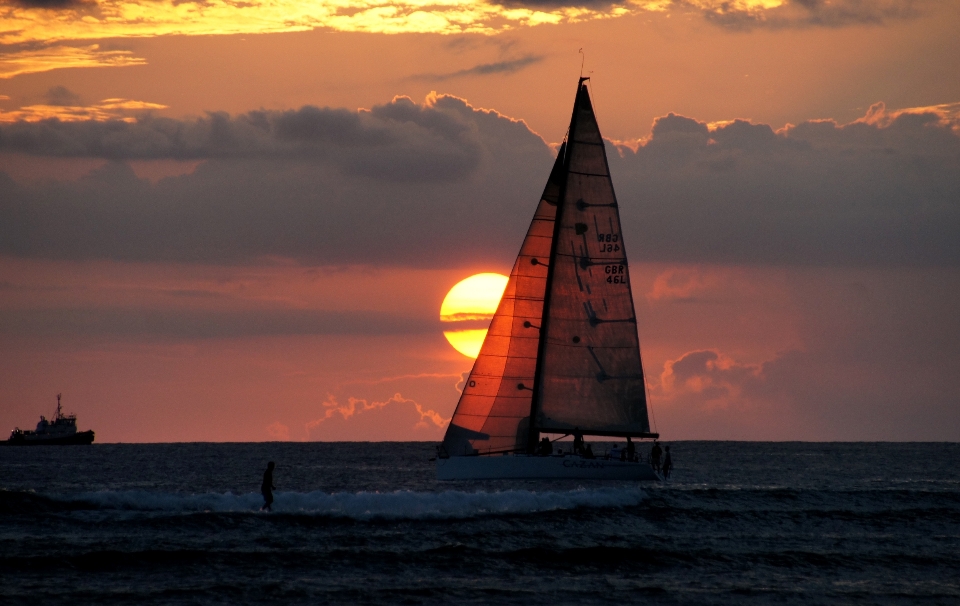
261;461;276;511
662;445;673;479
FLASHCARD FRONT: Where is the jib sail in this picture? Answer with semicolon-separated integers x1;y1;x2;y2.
440;148;565;456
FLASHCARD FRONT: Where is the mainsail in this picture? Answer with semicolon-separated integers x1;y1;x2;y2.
441;79;653;457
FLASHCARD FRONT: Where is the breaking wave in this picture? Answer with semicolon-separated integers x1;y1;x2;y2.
4;487;647;520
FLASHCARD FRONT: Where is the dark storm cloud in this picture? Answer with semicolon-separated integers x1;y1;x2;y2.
608;106;960;266
407;56;544;82
0;97;958;267
0;94;551;266
0;97;489;181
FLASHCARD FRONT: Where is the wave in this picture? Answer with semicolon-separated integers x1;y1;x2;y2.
1;486;647;520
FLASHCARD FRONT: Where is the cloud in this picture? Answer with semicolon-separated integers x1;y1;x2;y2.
0;97;167;123
649;263;960;441
689;0;924;30
43;85;82;106
647;267;724;302
408;55;544;82
338;372;465;388
0;307;437;338
609;102;960;267
305;393;449;441
0;257;460;340
0;0;629;48
654;339;960;441
0;94;497;176
0;93;551;266
0;44;146;79
266;421;290;440
6;0;93;7
660;349;762;405
496;0;620;6
1;95;958;268
0;0;931;70
856;100;960;134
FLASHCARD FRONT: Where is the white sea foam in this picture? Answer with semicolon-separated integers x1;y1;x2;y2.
63;487;647;520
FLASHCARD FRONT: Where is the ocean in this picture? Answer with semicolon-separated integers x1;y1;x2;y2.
1;442;958;604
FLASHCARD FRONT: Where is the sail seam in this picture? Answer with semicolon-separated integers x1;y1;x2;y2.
540;344;637;349
567;170;610;177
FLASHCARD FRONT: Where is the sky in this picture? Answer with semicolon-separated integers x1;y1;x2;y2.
1;0;958;442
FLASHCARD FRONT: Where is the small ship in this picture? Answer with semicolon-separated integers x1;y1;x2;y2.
4;394;95;446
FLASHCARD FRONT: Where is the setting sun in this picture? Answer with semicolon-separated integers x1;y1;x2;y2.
440;272;509;358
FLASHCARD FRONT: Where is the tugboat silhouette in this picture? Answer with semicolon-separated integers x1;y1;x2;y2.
4;394;95;446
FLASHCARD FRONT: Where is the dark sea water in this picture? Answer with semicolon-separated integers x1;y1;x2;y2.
2;442;959;604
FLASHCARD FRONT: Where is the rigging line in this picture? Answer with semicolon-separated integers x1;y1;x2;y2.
636;322;658;434
579;48;584;79
569;170;613;178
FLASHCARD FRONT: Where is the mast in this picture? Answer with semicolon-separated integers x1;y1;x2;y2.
525;77;588;452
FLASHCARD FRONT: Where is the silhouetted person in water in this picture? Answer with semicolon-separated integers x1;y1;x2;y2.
261;461;276;511
626;437;636;462
650;440;662;473
572;428;584;455
662;445;673;479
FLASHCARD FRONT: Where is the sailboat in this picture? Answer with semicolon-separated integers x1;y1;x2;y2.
436;78;661;481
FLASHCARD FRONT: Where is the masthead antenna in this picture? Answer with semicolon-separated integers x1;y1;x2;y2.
579;48;584;78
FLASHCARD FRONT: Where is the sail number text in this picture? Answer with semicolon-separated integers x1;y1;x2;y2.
604;264;627;284
598;233;620;253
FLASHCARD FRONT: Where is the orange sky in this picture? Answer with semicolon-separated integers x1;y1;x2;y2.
1;0;958;442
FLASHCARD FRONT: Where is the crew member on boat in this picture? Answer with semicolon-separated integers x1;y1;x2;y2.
572;428;584;454
609;444;621;460
537;437;552;456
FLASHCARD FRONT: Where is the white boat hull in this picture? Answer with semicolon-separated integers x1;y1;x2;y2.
436;454;662;481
